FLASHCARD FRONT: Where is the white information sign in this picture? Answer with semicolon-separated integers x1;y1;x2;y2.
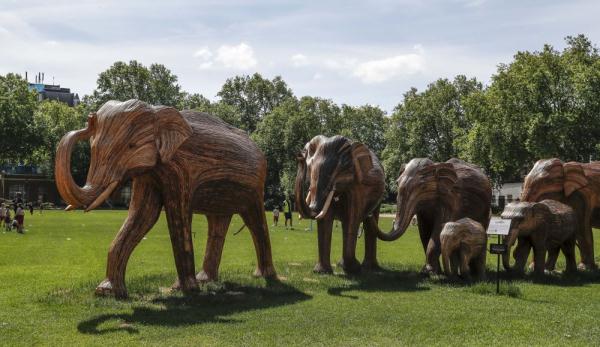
486;218;511;235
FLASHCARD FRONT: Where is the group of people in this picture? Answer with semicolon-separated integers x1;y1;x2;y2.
0;202;27;233
272;199;294;230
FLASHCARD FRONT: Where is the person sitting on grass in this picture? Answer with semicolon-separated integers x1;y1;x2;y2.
15;203;25;234
272;206;280;227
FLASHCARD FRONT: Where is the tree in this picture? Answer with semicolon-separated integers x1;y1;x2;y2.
32;101;89;183
0;73;39;164
382;76;482;189
218;73;294;132
339;104;387;158
90;60;182;107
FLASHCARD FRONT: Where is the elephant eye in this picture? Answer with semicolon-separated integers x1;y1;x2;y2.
128;142;136;149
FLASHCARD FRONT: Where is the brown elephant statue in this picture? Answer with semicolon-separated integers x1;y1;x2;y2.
295;135;385;274
55;99;276;298
501;199;577;275
520;158;600;270
440;218;487;281
376;158;492;274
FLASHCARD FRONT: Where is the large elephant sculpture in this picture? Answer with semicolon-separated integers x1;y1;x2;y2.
521;158;600;270
55;99;276;298
501;199;577;275
295;135;385;274
377;158;492;274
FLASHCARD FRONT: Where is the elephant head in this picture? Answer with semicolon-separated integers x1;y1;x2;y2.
377;158;459;241
500;201;550;269
521;158;589;202
55;99;192;211
294;135;376;220
440;222;461;277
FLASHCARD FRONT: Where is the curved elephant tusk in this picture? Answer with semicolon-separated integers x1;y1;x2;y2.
64;204;76;211
84;181;119;212
315;189;336;220
305;191;312;205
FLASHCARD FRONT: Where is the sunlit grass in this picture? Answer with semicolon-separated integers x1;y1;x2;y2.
0;210;599;346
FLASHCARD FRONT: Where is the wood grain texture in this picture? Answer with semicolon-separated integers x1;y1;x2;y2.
521;158;600;270
55;99;275;298
376;158;492;275
440;217;486;281
501;199;577;275
295;135;385;274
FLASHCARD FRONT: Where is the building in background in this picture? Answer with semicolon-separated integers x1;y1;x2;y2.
0;165;59;204
27;72;80;106
492;182;523;210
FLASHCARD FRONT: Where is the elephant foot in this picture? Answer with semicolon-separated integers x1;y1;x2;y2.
254;265;277;279
95;278;128;299
313;262;333;274
361;261;382;273
196;271;217;284
577;262;598;271
171;276;199;293
339;258;361;275
420;264;438;277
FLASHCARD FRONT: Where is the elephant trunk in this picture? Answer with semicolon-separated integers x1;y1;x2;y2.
295;160;315;219
502;227;519;270
376;192;414;241
441;240;453;276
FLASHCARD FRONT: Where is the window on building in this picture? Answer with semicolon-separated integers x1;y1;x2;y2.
507;194;513;203
37;186;47;201
120;185;132;205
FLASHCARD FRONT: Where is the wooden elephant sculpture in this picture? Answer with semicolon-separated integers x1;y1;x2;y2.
440;218;487;281
295;135;385;274
501;199;577;275
377;158;492;274
521;158;600;270
55;99;276;298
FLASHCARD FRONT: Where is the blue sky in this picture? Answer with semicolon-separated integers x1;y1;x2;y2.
1;0;599;111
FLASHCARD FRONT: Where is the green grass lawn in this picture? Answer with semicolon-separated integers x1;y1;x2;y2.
0;210;599;346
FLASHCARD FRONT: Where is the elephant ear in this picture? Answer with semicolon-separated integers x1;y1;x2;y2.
351;142;374;184
563;162;588;196
153;106;193;163
435;163;458;192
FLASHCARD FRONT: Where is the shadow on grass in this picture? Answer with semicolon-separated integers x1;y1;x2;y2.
327;268;430;299
486;268;600;287
77;279;311;335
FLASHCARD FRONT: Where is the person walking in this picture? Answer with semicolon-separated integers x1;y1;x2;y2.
4;206;12;231
283;198;293;230
15;203;25;233
0;203;5;230
272;206;280;227
28;202;34;215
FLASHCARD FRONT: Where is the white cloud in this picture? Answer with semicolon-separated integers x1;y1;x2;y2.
193;43;257;70
313;73;322;80
215;43;257;70
352;53;424;83
291;53;309;67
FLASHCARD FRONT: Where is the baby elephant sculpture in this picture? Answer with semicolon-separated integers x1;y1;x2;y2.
55;99;276;298
501;199;577;275
440;218;487;281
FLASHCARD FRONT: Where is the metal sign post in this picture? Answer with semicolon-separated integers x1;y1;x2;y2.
486;218;511;294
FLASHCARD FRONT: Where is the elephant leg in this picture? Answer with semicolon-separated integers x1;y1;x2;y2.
96;176;162;299
241;200;276;278
532;241;546;276
361;213;381;272
424;232;442;274
475;253;487;281
562;238;578;274
313;215;334;274
197;214;232;283
576;212;597;270
545;246;560;272
450;251;460;277
339;215;361;275
165;198;198;293
459;247;472;281
513;238;531;275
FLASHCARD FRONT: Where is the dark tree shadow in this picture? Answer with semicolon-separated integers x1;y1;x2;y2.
327;268;430;299
78;279;311;335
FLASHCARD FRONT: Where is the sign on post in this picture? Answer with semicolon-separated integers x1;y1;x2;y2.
486;218;511;235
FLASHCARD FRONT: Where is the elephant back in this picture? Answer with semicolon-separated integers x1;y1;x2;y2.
448;159;492;228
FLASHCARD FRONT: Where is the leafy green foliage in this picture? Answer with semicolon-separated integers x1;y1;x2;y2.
0;73;39;164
